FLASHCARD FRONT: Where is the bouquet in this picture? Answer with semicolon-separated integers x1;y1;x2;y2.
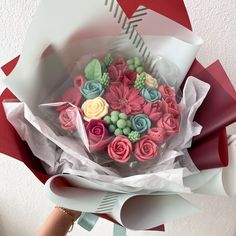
1;0;236;234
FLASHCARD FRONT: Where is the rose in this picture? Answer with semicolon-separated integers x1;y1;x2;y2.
143;101;168;122
157;113;179;136
144;73;158;88
80;80;104;99
148;127;166;144
158;84;176;98
108;57;127;82
122;70;137;85
141;87;162;103
134;135;158;161
108;136;132;163
59;106;79;131
85;120;112;152
81;97;109;121
131;114;151;134
164;97;180;117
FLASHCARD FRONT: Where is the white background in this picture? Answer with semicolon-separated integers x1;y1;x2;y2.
0;0;236;235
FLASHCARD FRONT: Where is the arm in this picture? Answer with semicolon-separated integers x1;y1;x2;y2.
37;207;81;236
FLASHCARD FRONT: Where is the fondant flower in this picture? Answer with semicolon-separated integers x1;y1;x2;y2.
157;114;179;136
105;83;145;115
143;101;168;122
131;114;151;134
144;73;158;88
80;80;104;99
108;57;127;82
122;70;137;85
108;135;132;163
159;84;176;98
59;106;79;131
141;87;162;103
81;97;109;121
134;135;158;161
148;127;166;144
85;120;112;152
164;97;180;117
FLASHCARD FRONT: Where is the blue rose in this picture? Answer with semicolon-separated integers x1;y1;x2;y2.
80;80;104;99
141;87;162;103
131;114;151;134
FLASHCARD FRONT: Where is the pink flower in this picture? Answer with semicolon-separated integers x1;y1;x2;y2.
105;83;145;115
108;57;127;82
157;114;179;136
143;100;168;122
159;85;176;98
122;70;137;85
148;127;166;144
164;97;180;117
85;120;112;152
108;136;132;163
134;135;158;161
56;75;86;111
59;106;79;131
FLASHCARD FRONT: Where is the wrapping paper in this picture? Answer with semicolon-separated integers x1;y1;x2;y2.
0;0;236;231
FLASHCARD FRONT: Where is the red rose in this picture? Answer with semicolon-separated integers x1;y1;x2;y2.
134;135;158;161
59;106;79;131
108;58;127;82
157;114;179;136
86;120;112;152
159;84;176;98
148;127;166;144
143;100;168;122
108;136;132;163
164;97;180;117
122;70;137;85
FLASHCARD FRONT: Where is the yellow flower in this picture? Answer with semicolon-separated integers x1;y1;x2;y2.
82;97;109;121
144;73;158;88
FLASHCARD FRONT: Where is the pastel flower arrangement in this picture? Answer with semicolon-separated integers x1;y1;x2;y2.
57;54;180;164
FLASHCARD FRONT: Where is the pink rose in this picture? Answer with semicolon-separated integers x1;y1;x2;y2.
148;127;166;144
85;120;112;152
157;114;179;136
108;136;132;163
59;106;79;131
159;85;176;98
56;75;85;111
134;135;158;161
143;100;168;122
164;97;180;117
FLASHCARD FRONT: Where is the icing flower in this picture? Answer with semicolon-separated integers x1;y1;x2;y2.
157;113;179;136
159;84;176;98
81;97;109;121
141;87;162;103
80;80;104;99
122;70;137;85
131;114;151;134
108;57;127;82
108;135;132;163
59;106;80;131
148;127;166;144
105;83;145;115
56;75;85;111
143;101;168;122
164;97;180;117
85;120;112;152
144;73;158;88
134;135;158;161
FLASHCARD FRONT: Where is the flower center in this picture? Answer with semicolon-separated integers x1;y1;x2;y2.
119;98;128;106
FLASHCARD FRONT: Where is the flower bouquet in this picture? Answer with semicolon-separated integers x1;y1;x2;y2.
1;0;236;234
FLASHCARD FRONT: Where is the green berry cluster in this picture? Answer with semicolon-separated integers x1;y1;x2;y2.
134;72;146;90
128;131;140;143
104;53;113;67
127;57;144;74
103;111;132;136
98;72;110;87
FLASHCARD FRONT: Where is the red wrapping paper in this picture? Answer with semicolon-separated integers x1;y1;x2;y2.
0;0;236;231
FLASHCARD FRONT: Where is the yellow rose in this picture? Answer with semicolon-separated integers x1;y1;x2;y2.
82;97;109;121
144;73;158;88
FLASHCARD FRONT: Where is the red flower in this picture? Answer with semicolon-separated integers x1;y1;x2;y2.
159;84;176;98
143;100;168;122
157;114;179;136
108;57;127;82
105;83;145;115
164;97;180;117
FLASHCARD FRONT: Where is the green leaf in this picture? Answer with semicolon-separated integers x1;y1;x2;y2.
84;59;102;80
104;53;113;67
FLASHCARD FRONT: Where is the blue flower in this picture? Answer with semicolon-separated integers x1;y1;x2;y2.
141;87;162;103
131;114;151;134
80;80;104;99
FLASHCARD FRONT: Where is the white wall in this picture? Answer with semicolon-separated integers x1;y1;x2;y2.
0;1;236;235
